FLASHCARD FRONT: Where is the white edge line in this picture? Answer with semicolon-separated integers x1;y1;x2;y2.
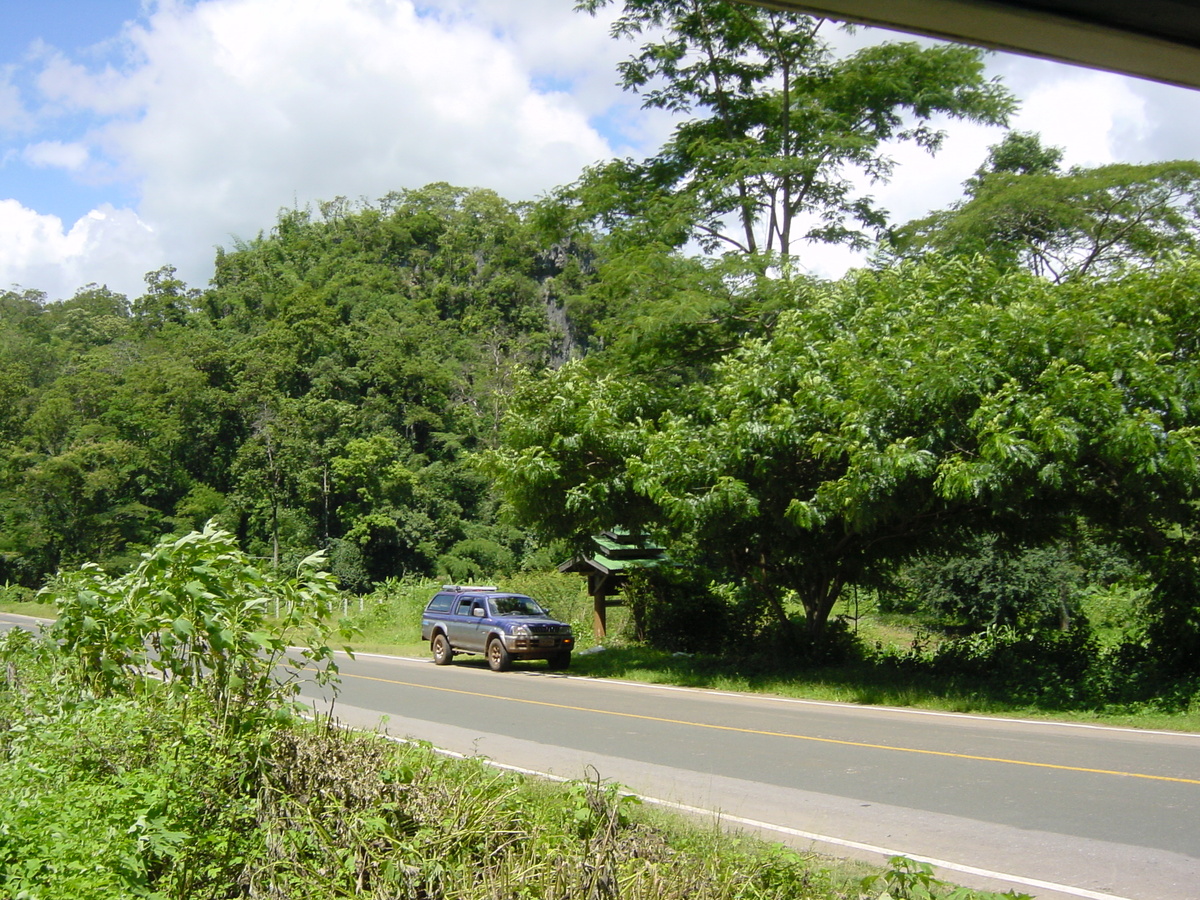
334;720;1135;900
339;649;1200;741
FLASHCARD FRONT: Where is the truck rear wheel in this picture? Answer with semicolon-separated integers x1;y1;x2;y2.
432;633;453;665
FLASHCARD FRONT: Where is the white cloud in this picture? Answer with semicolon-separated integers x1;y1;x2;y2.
1010;70;1146;167
10;0;622;295
6;1;1200;298
119;0;615;268
0;199;159;299
1118;77;1200;162
22;139;90;171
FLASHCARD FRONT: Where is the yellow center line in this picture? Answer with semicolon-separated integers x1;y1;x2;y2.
338;671;1200;786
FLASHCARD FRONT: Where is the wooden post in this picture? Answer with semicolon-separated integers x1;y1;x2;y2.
590;573;608;640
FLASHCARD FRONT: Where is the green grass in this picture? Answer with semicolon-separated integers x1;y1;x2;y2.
0;598;57;619
560;643;1200;731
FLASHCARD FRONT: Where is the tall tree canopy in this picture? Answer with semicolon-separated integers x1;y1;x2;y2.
891;132;1200;281
556;0;1014;263
487;256;1200;648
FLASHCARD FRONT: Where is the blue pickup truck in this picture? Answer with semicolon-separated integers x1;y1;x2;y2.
420;585;574;671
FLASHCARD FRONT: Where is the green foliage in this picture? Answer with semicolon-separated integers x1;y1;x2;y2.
899;536;1082;631
481;363;673;548
564;1;1013;262
1;185;570;589
43;520;352;733
862;856;1032;900
492;254;1200;662
892;141;1200;281
622;568;730;653
0;630;262;900
886;626;1099;706
1;628;899;900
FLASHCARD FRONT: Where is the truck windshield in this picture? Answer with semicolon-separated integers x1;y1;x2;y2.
490;596;545;616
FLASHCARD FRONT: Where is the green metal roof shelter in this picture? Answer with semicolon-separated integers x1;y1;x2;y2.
558;530;668;639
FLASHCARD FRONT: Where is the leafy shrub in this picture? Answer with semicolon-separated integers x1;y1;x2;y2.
622;568;731;654
437;537;517;583
328;537;373;593
0;582;35;604
1078;581;1145;643
0;632;261;900
41;520;353;734
1140;551;1200;676
884;624;1100;706
898;537;1082;631
861;856;1032;899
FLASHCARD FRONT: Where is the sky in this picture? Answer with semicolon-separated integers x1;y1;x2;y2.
3;0;1200;302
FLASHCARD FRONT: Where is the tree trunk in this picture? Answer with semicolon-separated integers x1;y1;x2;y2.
800;574;844;640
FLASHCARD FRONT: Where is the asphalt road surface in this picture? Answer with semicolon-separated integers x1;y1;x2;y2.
300;648;1200;900
3;613;1197;900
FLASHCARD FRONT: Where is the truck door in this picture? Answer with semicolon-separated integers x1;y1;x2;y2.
447;595;478;650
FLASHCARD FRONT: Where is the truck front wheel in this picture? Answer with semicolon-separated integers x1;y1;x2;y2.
487;638;512;672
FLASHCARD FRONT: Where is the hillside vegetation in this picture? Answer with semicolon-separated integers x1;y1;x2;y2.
4;1;1200;716
1;185;581;588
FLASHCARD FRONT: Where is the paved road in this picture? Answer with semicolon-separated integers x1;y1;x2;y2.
301;649;1200;900
3;613;1197;899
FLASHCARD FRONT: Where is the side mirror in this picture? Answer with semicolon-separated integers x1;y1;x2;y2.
472;607;486;618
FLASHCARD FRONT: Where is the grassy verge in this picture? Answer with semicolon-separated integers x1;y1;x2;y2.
325;575;1200;732
557;645;1200;731
0;598;57;619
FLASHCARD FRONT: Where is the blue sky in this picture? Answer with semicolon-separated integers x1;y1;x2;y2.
4;0;1200;302
1;0;145;221
1;0;138;56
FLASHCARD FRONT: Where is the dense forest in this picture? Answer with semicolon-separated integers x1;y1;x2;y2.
0;184;587;590
5;0;1200;697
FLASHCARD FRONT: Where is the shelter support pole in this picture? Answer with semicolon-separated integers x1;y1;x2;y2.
590;573;609;641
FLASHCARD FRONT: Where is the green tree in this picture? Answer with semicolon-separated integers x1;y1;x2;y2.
892;134;1200;281
132;265;201;331
562;0;1014;263
491;256;1200;647
329;435;445;580
0;184;585;587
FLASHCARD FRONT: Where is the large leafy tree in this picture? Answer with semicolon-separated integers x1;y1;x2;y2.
891;132;1200;280
561;0;1014;263
490;256;1200;648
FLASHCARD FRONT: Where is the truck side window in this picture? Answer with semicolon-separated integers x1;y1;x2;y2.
427;593;454;613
